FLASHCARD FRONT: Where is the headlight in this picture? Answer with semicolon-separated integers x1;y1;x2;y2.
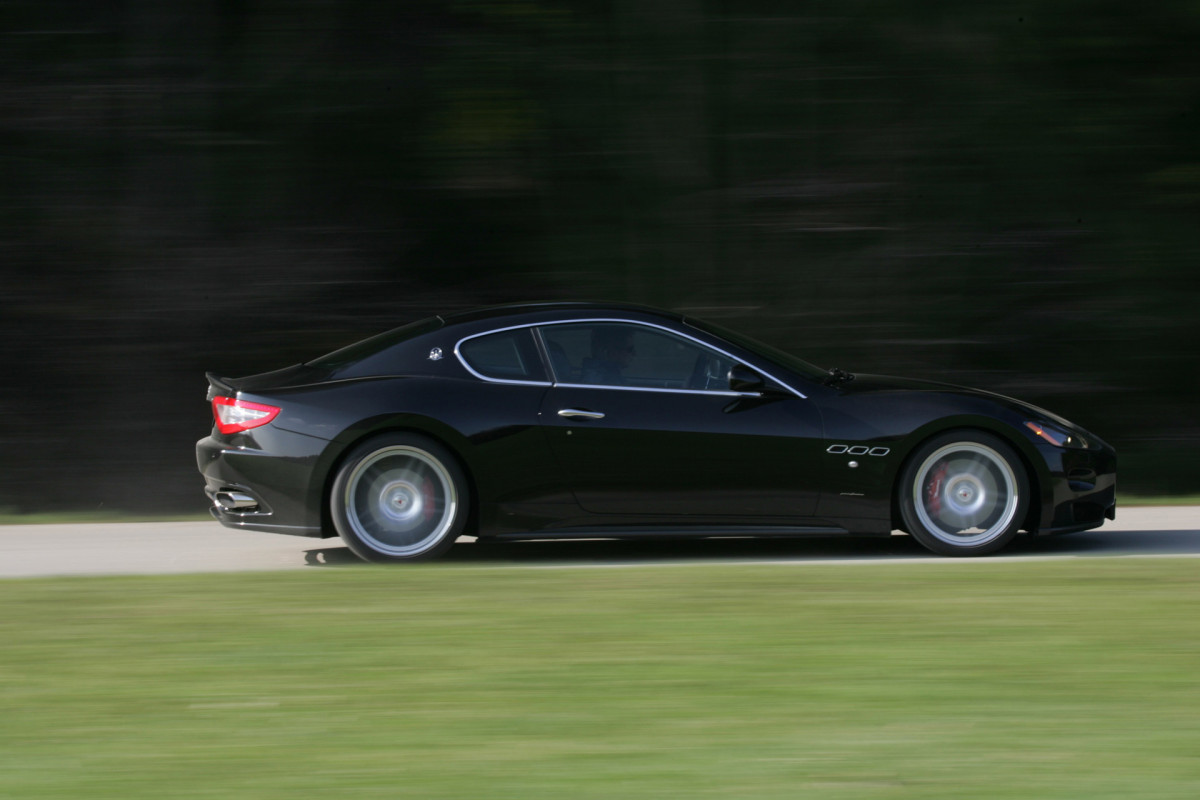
1025;421;1089;449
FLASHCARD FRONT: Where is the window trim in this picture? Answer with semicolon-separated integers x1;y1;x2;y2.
456;318;807;399
453;324;553;387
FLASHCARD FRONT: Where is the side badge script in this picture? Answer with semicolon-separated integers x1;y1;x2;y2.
826;444;890;457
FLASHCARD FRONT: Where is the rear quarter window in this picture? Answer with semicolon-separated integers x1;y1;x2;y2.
457;328;547;383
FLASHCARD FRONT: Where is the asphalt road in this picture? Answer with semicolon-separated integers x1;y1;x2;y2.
0;506;1197;579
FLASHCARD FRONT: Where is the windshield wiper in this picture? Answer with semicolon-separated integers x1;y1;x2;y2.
824;367;855;386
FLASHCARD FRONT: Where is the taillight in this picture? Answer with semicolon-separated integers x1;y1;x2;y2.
212;396;280;435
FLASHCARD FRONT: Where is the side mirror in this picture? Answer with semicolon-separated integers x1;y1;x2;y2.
728;364;766;394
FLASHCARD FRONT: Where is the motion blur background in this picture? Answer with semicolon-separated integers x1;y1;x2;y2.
3;1;1196;515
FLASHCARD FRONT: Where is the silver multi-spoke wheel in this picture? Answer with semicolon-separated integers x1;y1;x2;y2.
913;443;1017;546
331;435;468;562
900;432;1029;556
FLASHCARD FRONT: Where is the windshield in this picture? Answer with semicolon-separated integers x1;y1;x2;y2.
684;317;829;381
307;317;443;369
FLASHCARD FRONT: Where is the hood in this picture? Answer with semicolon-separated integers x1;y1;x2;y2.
833;373;1078;427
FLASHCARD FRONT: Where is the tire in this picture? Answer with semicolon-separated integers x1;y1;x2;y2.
898;431;1029;557
330;434;469;563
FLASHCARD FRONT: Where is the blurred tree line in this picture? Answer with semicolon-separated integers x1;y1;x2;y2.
2;0;1197;513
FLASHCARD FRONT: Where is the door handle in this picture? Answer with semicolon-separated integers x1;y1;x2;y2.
557;408;606;420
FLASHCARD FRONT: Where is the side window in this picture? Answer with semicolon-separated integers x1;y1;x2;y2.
458;328;547;383
538;323;735;391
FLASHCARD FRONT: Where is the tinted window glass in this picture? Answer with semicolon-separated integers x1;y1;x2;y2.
458;329;546;382
684;317;827;380
539;322;735;390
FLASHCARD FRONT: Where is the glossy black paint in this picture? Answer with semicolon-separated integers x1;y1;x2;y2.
197;303;1116;548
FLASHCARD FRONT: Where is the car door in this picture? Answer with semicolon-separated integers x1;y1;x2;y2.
536;321;823;519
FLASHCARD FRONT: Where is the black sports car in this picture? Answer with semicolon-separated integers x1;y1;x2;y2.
197;303;1116;560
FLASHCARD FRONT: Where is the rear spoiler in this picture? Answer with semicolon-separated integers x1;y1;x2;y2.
205;372;238;400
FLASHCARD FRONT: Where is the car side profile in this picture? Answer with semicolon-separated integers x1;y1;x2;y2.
196;303;1116;561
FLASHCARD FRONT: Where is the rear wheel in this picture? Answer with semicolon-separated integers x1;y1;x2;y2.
331;434;469;562
899;431;1029;556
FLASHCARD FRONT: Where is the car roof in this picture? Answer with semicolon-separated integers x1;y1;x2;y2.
438;301;684;327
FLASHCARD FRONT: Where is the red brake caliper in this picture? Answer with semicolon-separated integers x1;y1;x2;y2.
926;464;947;515
421;478;437;523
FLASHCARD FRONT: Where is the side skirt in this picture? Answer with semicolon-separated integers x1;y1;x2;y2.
486;524;851;542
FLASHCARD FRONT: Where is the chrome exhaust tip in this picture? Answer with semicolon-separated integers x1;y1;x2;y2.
216;491;260;512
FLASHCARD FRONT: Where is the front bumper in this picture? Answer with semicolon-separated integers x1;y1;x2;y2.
1036;444;1117;535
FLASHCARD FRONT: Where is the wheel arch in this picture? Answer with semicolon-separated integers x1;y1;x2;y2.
888;420;1048;534
314;414;480;538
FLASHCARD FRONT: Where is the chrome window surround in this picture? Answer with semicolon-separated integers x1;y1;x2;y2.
455;318;808;399
454;323;554;387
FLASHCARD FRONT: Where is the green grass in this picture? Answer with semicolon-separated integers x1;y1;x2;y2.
2;561;1199;798
0;508;210;525
1117;495;1200;507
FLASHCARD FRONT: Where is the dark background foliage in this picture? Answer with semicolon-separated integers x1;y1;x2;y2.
2;1;1197;514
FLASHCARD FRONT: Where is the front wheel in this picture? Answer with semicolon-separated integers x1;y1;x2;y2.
898;431;1029;556
330;434;469;562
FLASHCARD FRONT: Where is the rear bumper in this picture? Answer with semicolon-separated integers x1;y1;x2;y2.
203;492;324;537
196;431;332;538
